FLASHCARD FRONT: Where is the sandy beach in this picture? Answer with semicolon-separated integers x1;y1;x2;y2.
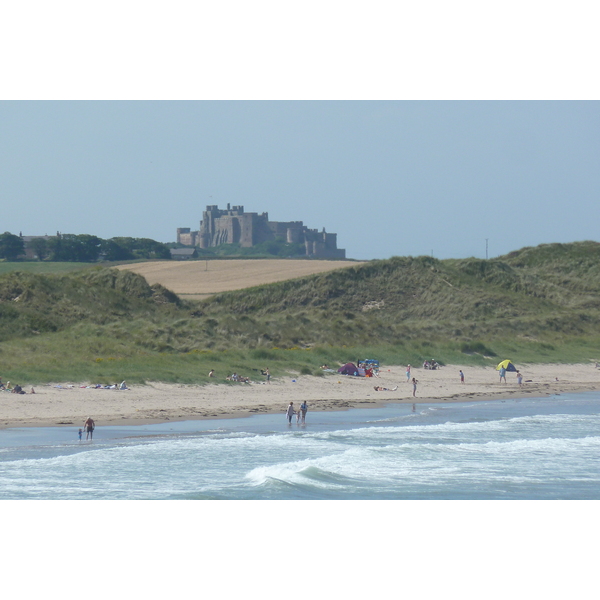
1;362;599;429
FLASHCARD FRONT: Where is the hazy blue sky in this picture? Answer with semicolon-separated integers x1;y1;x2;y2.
2;101;598;260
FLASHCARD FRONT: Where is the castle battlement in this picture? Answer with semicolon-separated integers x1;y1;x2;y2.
177;204;345;259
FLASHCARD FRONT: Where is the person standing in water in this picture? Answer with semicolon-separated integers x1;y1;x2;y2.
286;402;295;424
299;401;308;423
83;417;95;440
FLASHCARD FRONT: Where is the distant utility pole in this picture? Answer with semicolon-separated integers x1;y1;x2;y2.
485;239;489;260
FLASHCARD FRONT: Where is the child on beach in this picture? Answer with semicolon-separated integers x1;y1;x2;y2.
412;377;418;397
78;429;82;441
516;371;523;386
406;365;411;382
460;370;465;384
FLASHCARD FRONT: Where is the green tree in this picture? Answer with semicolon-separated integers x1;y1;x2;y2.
73;234;102;261
47;234;102;262
29;238;49;261
101;239;134;261
111;237;171;260
0;232;25;260
133;238;171;259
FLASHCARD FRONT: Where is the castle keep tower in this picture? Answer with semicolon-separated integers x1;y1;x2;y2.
177;204;345;258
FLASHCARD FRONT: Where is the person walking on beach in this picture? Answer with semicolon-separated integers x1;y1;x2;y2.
499;367;507;384
265;368;271;384
406;364;411;382
83;417;95;440
516;371;523;387
459;370;465;384
411;377;418;397
286;402;295;424
300;401;308;423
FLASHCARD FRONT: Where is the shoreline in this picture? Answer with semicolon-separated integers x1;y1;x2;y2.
1;363;599;430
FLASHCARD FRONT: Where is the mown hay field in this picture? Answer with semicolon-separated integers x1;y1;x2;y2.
116;259;366;299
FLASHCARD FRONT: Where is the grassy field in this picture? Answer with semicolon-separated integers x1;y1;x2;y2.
0;261;97;275
1;242;600;384
115;259;366;299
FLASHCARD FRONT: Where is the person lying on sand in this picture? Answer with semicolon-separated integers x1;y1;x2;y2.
374;386;398;391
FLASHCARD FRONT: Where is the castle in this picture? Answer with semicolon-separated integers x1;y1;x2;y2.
177;204;346;259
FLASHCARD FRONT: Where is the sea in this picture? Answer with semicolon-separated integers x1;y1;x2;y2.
1;391;599;500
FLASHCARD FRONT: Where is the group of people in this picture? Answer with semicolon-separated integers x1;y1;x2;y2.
357;361;380;377
498;368;523;386
226;373;252;383
286;401;308;424
457;368;524;385
223;368;271;385
0;379;34;394
422;359;439;370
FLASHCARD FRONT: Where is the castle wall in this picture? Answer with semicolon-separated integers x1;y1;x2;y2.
180;205;345;257
177;228;197;246
238;213;260;247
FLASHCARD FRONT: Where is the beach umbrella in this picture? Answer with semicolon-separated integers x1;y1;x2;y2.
496;359;517;372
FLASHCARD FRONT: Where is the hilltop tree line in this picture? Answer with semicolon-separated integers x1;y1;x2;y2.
0;232;171;262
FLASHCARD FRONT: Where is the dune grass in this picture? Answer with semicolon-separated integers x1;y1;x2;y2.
1;241;600;385
3;334;599;387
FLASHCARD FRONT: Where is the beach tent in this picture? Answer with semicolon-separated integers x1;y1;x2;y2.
496;359;517;372
338;362;360;376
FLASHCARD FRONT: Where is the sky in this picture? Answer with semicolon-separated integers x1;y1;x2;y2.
1;100;599;260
